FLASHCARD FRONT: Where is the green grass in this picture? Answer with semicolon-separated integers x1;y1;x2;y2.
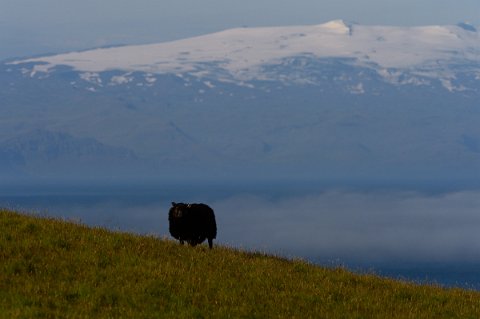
1;209;480;318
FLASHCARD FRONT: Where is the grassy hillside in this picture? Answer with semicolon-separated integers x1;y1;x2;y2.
1;209;480;318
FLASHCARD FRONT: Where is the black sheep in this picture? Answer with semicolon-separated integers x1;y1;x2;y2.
168;202;217;249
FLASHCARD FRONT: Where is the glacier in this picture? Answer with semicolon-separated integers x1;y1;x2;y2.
11;20;480;88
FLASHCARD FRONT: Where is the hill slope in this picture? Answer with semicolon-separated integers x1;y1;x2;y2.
1;209;480;318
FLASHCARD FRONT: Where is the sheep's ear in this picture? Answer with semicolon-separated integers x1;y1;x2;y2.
171;202;176;206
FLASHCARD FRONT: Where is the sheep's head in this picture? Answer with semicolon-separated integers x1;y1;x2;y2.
170;202;188;218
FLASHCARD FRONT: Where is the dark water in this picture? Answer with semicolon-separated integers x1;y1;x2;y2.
2;181;480;290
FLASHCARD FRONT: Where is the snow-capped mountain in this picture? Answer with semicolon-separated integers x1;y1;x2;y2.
2;21;480;181
10;20;480;91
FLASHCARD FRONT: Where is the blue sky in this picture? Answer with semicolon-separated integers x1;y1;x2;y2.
1;0;479;60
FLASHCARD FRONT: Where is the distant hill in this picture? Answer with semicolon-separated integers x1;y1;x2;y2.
0;130;144;179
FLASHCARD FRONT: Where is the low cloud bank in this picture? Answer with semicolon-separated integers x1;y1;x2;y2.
12;189;480;264
213;190;480;264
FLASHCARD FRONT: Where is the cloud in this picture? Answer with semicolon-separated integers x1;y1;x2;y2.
17;189;480;264
212;190;480;264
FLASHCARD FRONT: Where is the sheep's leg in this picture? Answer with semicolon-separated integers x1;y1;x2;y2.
208;238;213;249
180;240;184;245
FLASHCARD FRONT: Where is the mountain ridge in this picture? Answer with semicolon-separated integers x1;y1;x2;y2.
1;20;480;181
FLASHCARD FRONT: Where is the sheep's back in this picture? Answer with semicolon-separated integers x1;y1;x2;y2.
189;204;217;238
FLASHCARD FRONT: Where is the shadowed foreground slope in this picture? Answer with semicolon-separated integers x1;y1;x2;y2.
1;209;480;318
